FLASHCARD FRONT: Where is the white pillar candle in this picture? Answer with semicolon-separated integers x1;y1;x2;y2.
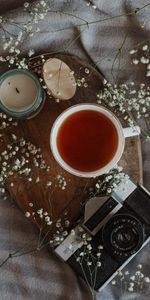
0;69;45;119
42;58;76;100
0;74;37;112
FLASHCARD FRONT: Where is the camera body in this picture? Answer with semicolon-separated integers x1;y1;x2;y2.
55;179;150;292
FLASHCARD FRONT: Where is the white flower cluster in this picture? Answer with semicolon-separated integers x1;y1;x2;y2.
27;207;70;249
66;226;104;290
36;208;52;225
112;264;150;295
86;1;97;9
95;166;129;195
97;80;150;140
0;16;4;24
23;1;48;34
56;175;67;190
0;30;29;68
0;112;17;134
130;44;150;77
0;133;50;186
0;1;49;67
73;226;103;268
49;216;71;247
76;69;89;88
24;203;72;250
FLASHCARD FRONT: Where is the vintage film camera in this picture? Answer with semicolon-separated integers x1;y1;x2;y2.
55;178;150;292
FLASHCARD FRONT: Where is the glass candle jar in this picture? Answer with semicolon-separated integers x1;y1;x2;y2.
0;69;45;119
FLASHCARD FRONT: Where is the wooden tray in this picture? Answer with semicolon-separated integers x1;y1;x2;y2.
0;54;143;238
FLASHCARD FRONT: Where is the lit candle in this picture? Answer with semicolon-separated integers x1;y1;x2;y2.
0;69;45;119
42;58;76;101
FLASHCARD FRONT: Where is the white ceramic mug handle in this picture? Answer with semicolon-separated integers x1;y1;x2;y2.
123;126;141;138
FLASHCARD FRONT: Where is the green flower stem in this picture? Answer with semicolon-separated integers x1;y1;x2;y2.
111;32;129;82
0;254;11;268
47;10;88;26
36;3;150;35
12;248;37;258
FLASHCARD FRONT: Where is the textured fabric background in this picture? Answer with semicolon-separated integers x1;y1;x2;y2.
0;1;150;299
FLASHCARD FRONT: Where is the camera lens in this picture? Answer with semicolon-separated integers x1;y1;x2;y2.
102;214;144;259
111;224;139;251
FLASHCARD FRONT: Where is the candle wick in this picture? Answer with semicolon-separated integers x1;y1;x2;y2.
15;87;20;94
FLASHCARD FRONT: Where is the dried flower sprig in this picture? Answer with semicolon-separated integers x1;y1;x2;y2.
97;80;150;140
68;226;104;297
130;43;150;77
24;201;70;249
112;264;150;297
93;166;129;196
0;1;150;69
0;1;49;67
0;137;49;185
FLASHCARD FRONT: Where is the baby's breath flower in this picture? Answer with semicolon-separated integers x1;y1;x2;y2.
24;2;29;8
25;211;30;218
125;271;129;275
97;80;150;140
138;259;144;267
133;59;139;64
128;286;134;292
130;275;135;280
28;49;35;57
140;57;149;64
86;2;91;7
129;49;137;54
0;16;4;24
76;257;81;262
146;71;150;77
142;44;148;51
144;277;150;283
98;245;103;250
40;0;46;7
47;221;52;226
135;271;141;276
45;216;50;222
107;187;112;193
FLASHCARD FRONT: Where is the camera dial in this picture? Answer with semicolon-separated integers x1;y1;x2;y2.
102;214;144;259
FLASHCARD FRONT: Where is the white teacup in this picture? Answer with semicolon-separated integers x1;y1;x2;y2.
50;104;140;177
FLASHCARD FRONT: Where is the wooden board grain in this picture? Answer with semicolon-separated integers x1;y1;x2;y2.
0;54;143;238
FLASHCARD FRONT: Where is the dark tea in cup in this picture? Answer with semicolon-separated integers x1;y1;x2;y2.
50;104;125;177
56;110;118;172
